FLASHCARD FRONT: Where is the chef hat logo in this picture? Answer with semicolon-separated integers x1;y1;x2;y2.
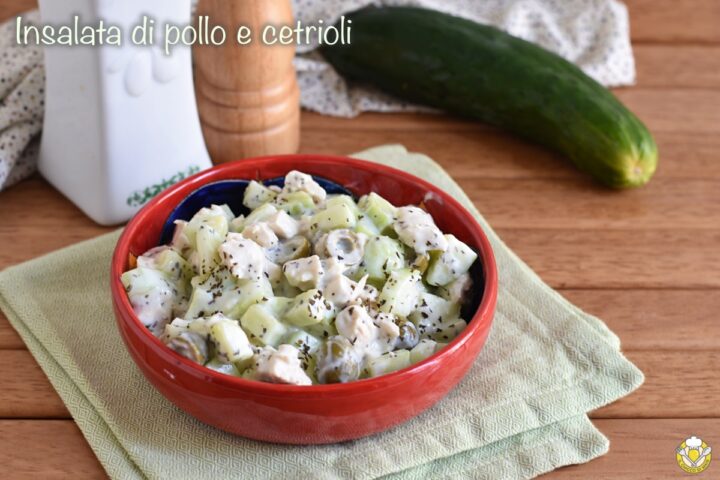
676;435;712;473
686;436;703;449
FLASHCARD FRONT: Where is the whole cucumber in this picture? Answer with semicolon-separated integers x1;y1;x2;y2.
321;7;658;188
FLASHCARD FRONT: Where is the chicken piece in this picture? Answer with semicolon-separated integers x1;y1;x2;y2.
266;210;300;239
335;305;378;350
241;222;279;248
264;261;283;286
440;273;473;304
394;206;448;255
282;255;324;290
373;313;401;355
254;344;312;386
322;274;368;308
136;245;171;269
283;170;327;203
218;233;266;281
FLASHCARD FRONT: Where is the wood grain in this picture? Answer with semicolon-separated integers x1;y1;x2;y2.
0;0;35;20
301;128;720;180
496;228;720;289
2;418;716;479
592;351;720;418
626;0;720;43
0;350;68;418
550;419;720;479
469;177;720;230
0;312;23;349
635;45;720;88
0;420;106;479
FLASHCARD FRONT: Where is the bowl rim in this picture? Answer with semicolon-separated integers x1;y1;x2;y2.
111;154;498;394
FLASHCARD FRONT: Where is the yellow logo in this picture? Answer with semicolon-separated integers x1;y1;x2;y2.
676;436;712;474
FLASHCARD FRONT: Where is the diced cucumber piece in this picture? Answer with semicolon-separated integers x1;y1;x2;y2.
241;203;278;229
425;234;478;286
410;339;439;364
226;277;274;319
194;214;229;276
121;266;181;331
367;349;411;377
311;203;356;232
283;329;321;354
355;215;380;236
430;319;468;343
121;266;172;297
141;248;193;291
243;181;278;210
257;296;293;317
305;321;338;340
325;195;360;216
209;319;254;363
274;191;315;216
188;272;269;320
284;289;336;327
184;288;215;319
361;235;405;283
378;268;422;317
358;192;396;233
409;292;461;330
205;357;242;376
240;303;289;346
184;205;231;249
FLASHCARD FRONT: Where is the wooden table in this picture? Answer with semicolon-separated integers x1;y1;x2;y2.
1;1;719;478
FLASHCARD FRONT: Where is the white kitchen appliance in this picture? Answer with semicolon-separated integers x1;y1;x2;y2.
37;0;211;225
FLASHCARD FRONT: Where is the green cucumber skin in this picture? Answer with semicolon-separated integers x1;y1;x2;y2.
321;7;658;188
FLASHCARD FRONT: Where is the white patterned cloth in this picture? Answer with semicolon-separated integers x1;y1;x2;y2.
0;1;634;191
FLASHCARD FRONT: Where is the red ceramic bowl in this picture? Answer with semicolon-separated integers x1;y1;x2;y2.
111;155;498;444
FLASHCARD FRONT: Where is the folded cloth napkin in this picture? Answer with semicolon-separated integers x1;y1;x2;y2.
0;0;634;192
0;145;642;480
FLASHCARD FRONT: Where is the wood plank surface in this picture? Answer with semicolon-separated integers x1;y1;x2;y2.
626;0;720;43
0;420;106;479
0;313;23;349
635;45;720;89
496;228;720;289
302;128;720;180
0;350;68;418
2;419;716;479
550;419;720;479
562;290;720;351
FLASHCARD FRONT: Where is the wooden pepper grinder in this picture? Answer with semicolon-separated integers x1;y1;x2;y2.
194;0;300;162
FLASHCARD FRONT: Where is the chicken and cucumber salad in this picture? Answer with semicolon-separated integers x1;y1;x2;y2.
122;171;479;385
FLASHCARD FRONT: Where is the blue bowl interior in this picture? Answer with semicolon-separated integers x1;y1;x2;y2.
159;175;353;245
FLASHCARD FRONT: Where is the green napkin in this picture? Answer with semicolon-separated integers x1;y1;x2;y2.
0;145;642;480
